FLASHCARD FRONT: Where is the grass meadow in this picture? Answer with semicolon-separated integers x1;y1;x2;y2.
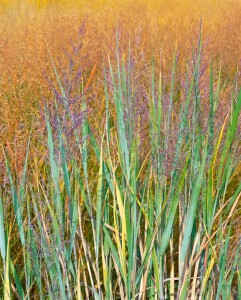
0;0;241;299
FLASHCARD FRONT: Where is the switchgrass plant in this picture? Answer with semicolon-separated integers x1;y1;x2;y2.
0;29;241;300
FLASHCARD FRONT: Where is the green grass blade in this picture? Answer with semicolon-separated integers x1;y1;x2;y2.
0;197;6;262
4;153;25;246
180;142;207;263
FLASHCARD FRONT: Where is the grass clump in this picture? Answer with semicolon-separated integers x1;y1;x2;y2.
0;27;241;300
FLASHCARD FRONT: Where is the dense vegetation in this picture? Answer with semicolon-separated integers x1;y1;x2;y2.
0;1;241;299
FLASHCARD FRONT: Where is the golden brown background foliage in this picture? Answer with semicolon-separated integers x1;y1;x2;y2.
0;0;241;172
